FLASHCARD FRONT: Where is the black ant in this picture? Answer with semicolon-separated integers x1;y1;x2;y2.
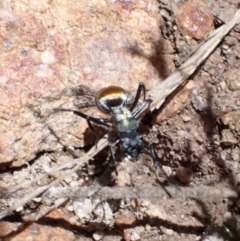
57;82;158;171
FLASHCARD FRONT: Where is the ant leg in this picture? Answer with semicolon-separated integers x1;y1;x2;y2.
132;98;152;118
56;108;111;147
143;141;173;197
108;141;118;175
129;82;146;111
143;140;160;176
86;117;100;147
149;144;160;167
143;140;159;167
148;144;172;183
96;141;118;186
56;108;111;128
146;142;181;197
73;110;111;145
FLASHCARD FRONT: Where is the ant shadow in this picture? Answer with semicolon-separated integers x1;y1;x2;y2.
127;37;170;80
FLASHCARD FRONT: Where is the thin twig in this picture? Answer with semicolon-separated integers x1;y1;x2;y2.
45;185;238;201
7;157;79;194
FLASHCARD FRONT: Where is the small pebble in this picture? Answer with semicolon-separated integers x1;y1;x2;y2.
93;230;105;241
231;148;240;162
224;69;240;90
161;226;173;236
130;231;140;241
64;176;72;184
130;199;137;209
201;155;210;164
181;115;191;122
73;199;93;220
223;211;233;222
115;212;136;228
176;166;193;183
66;205;74;212
69;216;78;224
162;165;172;177
142;165;150;174
69;181;79;187
117;169;131;187
145;224;151;231
221;129;237;146
16;206;23;212
32;197;42;202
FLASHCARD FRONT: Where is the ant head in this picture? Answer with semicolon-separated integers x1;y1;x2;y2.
95;86;128;114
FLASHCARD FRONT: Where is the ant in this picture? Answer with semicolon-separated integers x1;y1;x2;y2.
58;82;159;171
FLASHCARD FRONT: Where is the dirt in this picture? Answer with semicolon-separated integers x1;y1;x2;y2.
0;0;240;241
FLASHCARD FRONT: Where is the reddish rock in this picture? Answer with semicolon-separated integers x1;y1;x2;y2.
115;212;136;228
0;0;162;167
5;222;75;241
176;1;213;39
0;221;22;238
47;208;73;222
176;166;193;184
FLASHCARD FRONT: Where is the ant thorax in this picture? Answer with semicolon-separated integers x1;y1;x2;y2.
111;106;139;133
111;106;143;159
